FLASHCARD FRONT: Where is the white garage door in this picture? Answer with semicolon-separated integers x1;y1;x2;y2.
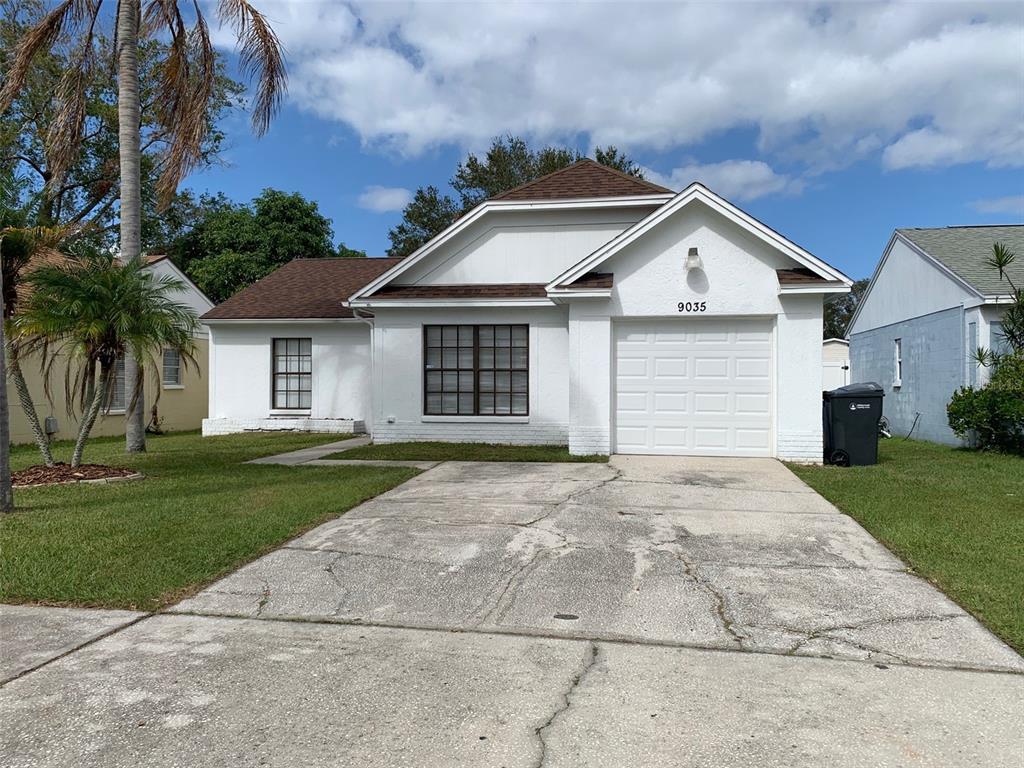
615;319;774;456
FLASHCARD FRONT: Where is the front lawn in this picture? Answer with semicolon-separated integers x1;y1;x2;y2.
789;440;1024;653
0;432;418;611
323;440;608;463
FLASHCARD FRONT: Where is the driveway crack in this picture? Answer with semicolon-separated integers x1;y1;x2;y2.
532;641;598;767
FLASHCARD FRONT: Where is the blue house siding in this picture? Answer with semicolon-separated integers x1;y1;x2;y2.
849;307;963;445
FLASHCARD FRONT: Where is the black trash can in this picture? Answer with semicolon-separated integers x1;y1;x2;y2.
822;383;885;466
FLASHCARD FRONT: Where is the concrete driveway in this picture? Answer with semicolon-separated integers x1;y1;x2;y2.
2;456;1022;767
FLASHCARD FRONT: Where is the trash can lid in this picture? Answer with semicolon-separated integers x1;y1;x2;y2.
827;382;885;396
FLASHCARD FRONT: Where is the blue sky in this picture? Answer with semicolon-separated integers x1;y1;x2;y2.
187;1;1024;281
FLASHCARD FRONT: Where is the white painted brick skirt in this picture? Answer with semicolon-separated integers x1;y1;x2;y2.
373;421;569;446
202;418;365;437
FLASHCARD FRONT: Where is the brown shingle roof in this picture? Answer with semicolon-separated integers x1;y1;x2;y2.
202;258;402;319
565;272;613;290
777;268;831;285
490;159;672;201
372;283;548;299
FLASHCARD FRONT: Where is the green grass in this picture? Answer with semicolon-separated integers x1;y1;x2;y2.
789;440;1024;653
324;441;608;463
0;431;418;611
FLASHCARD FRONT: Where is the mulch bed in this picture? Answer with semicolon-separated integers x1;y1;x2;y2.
13;463;141;488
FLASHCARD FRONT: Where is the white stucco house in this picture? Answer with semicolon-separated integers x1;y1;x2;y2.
848;225;1022;445
202;160;851;460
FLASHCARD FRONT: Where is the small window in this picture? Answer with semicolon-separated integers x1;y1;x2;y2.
893;338;902;387
968;322;978;386
272;338;312;410
106;356;126;412
991;321;1011;357
163;348;181;386
424;325;528;416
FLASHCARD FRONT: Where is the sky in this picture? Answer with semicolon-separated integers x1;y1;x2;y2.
185;1;1024;281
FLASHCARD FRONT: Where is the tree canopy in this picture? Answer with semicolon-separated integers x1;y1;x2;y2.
0;0;243;247
823;278;869;339
167;188;363;303
386;135;646;258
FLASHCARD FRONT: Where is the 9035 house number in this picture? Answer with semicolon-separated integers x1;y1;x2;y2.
678;301;707;313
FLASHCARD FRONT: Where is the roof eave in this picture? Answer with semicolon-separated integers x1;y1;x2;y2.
349;297;556;309
202;316;363;324
779;283;851;295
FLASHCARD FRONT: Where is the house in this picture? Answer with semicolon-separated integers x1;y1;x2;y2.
822;338;850;391
6;254;213;444
848;225;1023;445
202;160;851;460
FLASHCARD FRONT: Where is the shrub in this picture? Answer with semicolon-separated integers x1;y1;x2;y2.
948;353;1024;454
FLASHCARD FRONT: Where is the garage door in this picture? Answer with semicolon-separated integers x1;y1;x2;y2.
615;319;773;456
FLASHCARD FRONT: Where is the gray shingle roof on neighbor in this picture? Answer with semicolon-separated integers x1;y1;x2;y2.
898;225;1024;296
202;258;402;319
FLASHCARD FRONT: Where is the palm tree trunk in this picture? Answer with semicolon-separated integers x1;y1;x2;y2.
4;341;55;467
0;270;13;511
117;0;146;454
71;363;109;468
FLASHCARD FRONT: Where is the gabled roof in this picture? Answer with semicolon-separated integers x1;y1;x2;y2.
897;225;1024;297
490;159;672;201
548;182;851;292
203;258;401;320
350;187;670;304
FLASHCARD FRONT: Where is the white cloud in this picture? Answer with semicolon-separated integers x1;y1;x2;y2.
357;185;412;213
643;160;801;201
216;2;1024;171
969;195;1024;216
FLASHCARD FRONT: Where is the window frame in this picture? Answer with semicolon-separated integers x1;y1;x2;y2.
270;338;313;411
893;338;903;387
162;348;182;388
106;355;127;413
422;324;529;417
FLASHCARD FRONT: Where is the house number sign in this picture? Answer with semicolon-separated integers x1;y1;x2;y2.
677;301;707;313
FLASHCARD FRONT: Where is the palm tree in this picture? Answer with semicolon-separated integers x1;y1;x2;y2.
16;252;198;467
0;260;13;512
1;217;70;467
1;0;286;455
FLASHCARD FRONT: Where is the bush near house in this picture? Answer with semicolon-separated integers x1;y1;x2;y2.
948;354;1024;455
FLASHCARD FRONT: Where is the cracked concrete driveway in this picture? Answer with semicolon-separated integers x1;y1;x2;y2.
2;456;1022;767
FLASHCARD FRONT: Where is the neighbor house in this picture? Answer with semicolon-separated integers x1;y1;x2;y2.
848;225;1022;445
7;254;213;444
202;160;851;460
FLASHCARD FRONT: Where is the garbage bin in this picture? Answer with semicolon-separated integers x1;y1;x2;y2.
822;382;885;466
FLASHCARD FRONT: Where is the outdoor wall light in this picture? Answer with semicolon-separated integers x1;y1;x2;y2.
685;246;703;271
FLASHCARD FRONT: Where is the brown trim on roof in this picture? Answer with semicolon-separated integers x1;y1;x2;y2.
202;258;403;320
372;283;549;299
490;159;672;201
776;268;830;285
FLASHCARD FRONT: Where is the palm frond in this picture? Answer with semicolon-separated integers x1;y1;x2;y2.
0;0;96;115
217;0;287;136
45;3;103;192
150;0;217;207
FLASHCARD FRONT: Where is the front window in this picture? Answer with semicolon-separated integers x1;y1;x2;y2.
272;338;312;410
163;348;181;386
106;356;126;412
991;321;1011;356
424;325;528;416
